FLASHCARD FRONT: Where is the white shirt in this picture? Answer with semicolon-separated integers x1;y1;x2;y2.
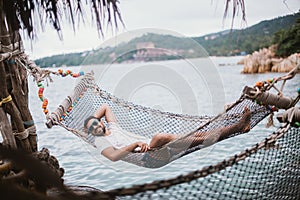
95;122;150;153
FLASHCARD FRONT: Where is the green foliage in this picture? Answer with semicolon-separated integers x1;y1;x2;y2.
273;16;300;57
193;12;299;56
34;53;85;68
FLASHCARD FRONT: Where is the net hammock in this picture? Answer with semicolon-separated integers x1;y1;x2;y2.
45;65;300;169
100;123;300;199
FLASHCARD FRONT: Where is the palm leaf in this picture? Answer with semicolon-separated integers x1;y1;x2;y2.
1;0;246;39
223;0;246;28
2;0;123;39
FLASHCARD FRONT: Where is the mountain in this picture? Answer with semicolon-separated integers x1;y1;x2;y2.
193;12;300;56
35;12;300;68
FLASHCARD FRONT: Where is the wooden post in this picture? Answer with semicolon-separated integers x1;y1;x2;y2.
0;62;31;152
0;4;32;152
6;47;38;152
0;107;17;148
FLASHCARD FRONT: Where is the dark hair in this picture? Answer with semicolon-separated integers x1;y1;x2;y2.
83;116;99;129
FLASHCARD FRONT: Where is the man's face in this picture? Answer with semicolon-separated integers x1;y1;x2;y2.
87;119;106;136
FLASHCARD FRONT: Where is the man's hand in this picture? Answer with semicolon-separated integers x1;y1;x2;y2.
135;142;150;153
102;141;150;161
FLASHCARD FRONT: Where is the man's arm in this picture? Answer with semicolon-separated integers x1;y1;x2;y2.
101;142;150;162
94;103;117;122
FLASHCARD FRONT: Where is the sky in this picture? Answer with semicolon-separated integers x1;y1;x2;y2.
23;0;300;59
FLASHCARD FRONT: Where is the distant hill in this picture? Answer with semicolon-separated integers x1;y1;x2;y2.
193;12;300;56
35;12;300;68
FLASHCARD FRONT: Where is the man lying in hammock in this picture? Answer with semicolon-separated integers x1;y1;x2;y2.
84;103;251;162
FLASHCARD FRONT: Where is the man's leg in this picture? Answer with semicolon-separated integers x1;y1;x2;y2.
213;106;251;141
149;133;177;148
148;107;251;150
169;107;251;149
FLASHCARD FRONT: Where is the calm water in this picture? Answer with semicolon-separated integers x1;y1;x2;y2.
8;57;300;191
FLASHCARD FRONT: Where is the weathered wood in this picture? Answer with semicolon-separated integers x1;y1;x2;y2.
0;107;17;148
0;62;32;152
0;9;34;152
6;58;38;152
0;43;32;153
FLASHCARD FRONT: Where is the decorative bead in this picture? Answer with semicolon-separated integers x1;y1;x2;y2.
294;122;300;128
267;78;276;83
58;69;63;74
271;106;278;112
42;99;48;109
256;100;262;105
255;81;264;87
297;88;300;94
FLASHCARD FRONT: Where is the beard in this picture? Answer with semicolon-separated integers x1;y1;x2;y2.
93;126;106;136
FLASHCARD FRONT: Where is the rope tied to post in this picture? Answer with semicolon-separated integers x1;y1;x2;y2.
0;95;12;107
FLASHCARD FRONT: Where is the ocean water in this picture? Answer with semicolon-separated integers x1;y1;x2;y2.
6;56;300;191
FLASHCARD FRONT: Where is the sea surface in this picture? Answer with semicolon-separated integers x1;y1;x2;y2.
3;56;300;191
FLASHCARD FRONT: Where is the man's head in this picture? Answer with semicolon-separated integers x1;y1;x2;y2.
84;116;106;136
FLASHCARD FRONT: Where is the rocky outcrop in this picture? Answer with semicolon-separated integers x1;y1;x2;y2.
240;45;300;73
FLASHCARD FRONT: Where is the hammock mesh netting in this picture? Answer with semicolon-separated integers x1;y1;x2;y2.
44;68;300;199
48;74;271;168
103;126;300;199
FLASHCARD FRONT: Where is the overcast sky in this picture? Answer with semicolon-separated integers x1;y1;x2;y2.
24;0;300;59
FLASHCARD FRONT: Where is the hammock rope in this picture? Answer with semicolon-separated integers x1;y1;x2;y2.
44;65;300;168
99;115;300;199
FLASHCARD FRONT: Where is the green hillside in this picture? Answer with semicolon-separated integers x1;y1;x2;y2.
193;12;300;56
35;12;300;68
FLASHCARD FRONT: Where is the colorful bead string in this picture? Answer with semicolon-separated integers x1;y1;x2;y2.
59;93;85;121
255;77;276;88
38;69;84;115
57;69;84;77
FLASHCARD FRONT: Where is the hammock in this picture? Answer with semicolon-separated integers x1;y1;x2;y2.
100;117;300;199
45;65;300;168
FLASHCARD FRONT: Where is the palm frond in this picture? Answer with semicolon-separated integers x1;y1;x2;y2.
2;0;123;39
223;0;246;28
